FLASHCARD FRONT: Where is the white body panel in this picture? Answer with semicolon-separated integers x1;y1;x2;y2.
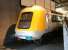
15;30;44;40
15;27;53;40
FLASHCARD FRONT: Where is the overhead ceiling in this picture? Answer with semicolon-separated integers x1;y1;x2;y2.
52;0;68;10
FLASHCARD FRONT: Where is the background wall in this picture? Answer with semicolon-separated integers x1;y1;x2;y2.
21;0;55;11
0;0;20;47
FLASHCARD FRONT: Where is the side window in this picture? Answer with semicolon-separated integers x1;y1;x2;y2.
18;12;33;29
51;15;63;22
51;15;58;22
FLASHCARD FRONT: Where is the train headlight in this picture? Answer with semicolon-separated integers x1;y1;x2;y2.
26;36;32;40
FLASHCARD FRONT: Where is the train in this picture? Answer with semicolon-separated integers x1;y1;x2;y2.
4;5;63;45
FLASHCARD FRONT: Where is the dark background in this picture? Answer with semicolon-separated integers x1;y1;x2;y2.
0;0;20;47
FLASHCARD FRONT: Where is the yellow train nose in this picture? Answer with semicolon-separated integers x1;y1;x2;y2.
15;5;48;40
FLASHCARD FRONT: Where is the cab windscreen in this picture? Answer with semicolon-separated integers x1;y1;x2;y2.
18;12;33;29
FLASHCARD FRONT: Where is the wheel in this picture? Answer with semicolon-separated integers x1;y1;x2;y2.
41;34;49;44
4;24;16;46
33;39;42;46
33;34;49;46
